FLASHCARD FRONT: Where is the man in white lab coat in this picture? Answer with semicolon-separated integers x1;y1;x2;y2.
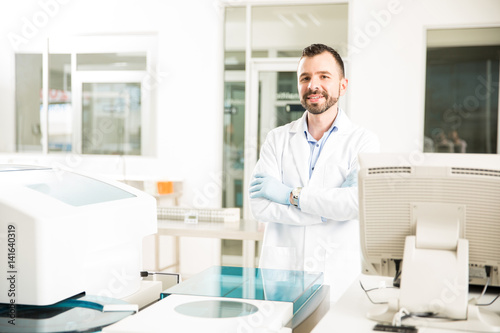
249;44;380;303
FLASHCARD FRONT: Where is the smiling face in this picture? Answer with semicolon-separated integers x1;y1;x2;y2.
297;51;348;115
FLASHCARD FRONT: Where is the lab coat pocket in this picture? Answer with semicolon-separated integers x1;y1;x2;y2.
260;246;298;271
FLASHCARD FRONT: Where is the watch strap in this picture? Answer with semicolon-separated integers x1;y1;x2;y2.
291;187;302;206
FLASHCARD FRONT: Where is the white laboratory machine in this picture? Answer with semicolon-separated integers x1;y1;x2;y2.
0;164;157;331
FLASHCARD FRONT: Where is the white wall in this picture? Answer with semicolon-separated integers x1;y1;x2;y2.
0;0;224;209
347;0;500;153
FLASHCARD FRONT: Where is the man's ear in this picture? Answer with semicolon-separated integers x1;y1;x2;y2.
339;78;348;96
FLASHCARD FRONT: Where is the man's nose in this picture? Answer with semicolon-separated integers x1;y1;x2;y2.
308;77;320;90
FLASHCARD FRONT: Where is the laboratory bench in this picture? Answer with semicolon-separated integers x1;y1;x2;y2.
312;274;500;333
154;218;264;271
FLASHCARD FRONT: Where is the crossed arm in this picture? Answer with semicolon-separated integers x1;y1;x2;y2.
248;134;365;226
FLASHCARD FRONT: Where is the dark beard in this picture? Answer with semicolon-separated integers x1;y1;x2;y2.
300;89;339;114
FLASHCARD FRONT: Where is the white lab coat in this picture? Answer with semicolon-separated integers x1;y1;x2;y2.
250;109;380;302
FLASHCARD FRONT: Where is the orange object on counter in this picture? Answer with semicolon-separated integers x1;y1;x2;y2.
157;181;174;195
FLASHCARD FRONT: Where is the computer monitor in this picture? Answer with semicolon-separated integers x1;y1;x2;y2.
358;152;500;328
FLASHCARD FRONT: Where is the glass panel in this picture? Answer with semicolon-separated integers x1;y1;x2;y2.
161;266;323;314
251;4;348;58
82;82;141;155
223;6;246;212
258;71;303;153
224;6;246;54
15;54;43;152
222;6;246;267
424;28;500;154
224;51;268;70
224;51;245;71
77;53;147;71
27;170;136;207
223;81;245;209
48;54;72;152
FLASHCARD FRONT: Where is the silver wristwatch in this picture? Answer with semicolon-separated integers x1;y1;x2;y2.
291;187;302;206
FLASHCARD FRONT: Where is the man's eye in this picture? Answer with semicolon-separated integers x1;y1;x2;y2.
300;77;310;82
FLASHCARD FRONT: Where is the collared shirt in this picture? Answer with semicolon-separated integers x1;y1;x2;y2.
301;109;340;218
303;109;340;179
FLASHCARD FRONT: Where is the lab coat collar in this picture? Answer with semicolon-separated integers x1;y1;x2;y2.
289;112;311;185
288;108;353;185
289;108;353;135
333;108;354;134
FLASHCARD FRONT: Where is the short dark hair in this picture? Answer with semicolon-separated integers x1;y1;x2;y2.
301;44;345;78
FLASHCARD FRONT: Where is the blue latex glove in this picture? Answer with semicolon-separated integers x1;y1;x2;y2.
249;173;292;205
341;169;358;188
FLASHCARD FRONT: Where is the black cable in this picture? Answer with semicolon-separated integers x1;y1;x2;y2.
393;259;402;287
485;265;492;278
140;271;180;284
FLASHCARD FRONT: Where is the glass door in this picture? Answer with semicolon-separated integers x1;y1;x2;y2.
73;71;149;155
81;82;142;155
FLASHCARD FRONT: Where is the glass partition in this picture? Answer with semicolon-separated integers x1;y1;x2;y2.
48;54;72;152
82;82;142;155
251;4;348;57
16;54;43;152
223;6;246;211
257;70;303;153
77;53;147;71
424;27;500;153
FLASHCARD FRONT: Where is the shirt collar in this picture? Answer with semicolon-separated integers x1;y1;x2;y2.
303;108;341;142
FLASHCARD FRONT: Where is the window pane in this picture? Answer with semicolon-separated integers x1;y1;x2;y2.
82;82;141;155
77;53;147;71
16;54;43;152
424;28;500;154
48;54;72;152
225;51;245;71
251;4;348;57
